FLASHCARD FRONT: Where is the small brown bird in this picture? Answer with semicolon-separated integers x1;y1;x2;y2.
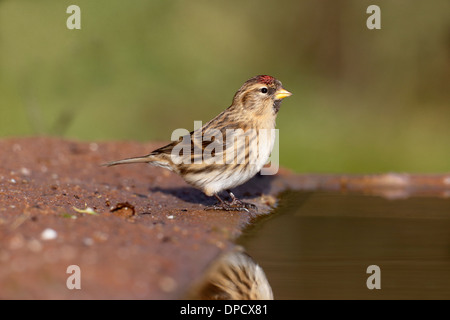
103;75;291;211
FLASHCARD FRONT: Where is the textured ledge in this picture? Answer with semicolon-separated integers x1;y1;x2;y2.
0;137;448;299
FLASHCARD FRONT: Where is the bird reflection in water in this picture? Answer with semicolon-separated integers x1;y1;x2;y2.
188;246;273;300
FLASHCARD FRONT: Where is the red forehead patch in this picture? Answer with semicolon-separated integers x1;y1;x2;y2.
256;75;275;85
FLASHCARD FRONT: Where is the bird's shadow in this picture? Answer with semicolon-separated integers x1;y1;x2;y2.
149;173;276;206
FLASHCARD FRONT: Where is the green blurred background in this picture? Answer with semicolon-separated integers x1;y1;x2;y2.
1;0;449;173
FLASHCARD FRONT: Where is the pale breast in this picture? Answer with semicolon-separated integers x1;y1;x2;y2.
179;115;277;196
189;127;275;196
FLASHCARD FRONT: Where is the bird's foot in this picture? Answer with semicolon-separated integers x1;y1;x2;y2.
228;198;257;211
205;202;251;212
227;190;258;211
204;193;258;213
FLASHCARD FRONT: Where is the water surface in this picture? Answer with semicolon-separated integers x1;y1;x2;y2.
238;191;450;299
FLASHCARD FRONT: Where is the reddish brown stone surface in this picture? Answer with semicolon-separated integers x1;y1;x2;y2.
0;137;292;299
0;137;448;299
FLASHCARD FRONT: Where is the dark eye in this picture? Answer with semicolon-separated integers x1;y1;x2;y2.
260;87;268;94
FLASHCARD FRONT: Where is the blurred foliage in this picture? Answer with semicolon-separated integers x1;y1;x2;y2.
0;0;449;173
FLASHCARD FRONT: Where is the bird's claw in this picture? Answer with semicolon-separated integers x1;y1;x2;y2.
206;192;258;213
229;199;257;211
205;202;256;213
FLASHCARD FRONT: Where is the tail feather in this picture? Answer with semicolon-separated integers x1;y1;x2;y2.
102;154;174;171
102;155;154;167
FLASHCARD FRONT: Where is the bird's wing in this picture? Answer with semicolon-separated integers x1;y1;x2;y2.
150;111;256;166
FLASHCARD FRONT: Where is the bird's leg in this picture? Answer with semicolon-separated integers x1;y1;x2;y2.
205;194;250;212
226;190;257;211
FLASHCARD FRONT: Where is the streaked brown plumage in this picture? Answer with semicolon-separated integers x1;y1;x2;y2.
103;75;291;211
187;246;274;300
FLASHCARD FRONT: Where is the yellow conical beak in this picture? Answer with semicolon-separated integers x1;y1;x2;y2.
274;88;292;100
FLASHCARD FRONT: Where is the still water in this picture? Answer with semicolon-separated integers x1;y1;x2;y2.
238;191;450;299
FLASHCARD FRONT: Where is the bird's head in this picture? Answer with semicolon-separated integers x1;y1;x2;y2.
231;75;292;115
